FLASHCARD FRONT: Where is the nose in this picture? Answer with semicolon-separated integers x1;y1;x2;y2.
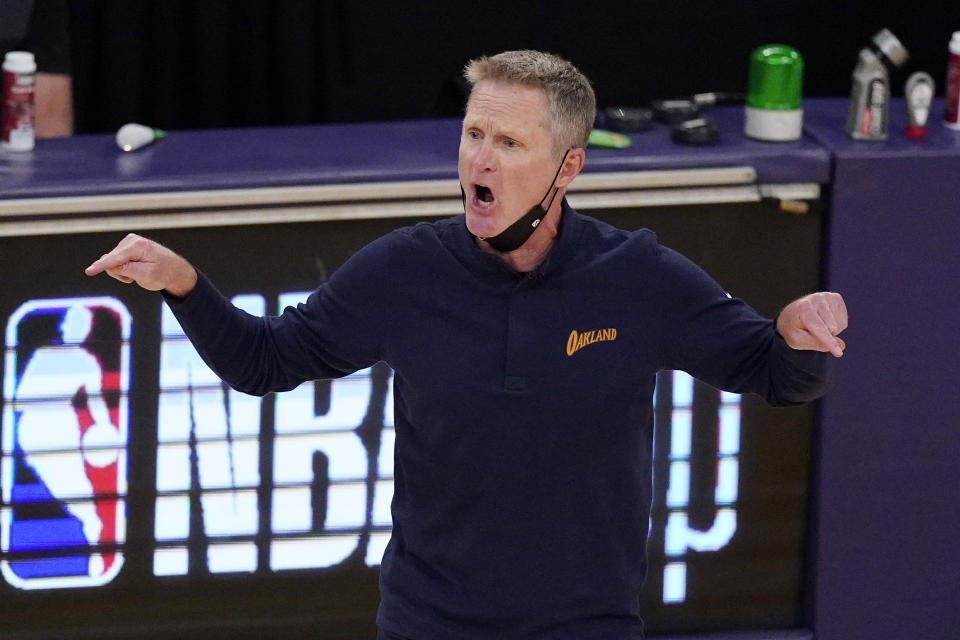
467;138;496;174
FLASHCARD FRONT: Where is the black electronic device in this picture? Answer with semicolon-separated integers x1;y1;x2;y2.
651;99;700;125
604;106;654;132
671;117;720;145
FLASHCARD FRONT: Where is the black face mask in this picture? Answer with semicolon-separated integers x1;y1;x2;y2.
461;149;570;253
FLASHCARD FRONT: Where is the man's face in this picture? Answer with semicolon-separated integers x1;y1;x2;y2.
459;80;560;240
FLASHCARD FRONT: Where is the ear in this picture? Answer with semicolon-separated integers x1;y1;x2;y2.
555;147;586;189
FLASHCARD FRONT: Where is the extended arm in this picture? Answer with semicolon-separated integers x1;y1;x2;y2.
87;234;387;395
655;246;846;406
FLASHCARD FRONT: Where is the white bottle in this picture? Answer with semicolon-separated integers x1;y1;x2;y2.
2;51;37;151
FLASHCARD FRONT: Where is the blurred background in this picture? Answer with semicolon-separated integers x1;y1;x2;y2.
55;0;958;132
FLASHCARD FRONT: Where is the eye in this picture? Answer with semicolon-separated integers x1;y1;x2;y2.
466;129;481;140
503;138;518;148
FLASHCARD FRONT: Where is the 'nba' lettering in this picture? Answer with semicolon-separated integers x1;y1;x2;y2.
153;292;395;577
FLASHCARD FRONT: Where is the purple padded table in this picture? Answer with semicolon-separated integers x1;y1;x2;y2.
804;98;960;640
0;106;828;201
0;106;829;240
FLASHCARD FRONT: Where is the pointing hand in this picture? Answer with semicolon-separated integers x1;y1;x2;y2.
776;292;848;358
85;233;197;298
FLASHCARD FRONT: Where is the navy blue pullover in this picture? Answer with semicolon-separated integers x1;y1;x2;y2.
166;201;830;639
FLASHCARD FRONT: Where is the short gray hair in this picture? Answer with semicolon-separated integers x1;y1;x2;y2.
463;50;596;154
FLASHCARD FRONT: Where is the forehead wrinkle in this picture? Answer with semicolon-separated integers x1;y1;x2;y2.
464;83;551;140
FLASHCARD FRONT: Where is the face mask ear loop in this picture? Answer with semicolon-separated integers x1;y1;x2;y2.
538;148;570;212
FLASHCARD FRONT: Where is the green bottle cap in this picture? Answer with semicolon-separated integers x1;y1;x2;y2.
747;44;803;110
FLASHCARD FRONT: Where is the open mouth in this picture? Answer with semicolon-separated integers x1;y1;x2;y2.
475;184;495;206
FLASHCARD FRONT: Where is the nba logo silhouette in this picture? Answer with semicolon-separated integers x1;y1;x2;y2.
2;297;131;589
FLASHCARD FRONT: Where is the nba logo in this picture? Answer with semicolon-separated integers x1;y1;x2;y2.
1;297;131;589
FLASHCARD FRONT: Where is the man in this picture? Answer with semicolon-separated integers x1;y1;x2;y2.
86;50;847;640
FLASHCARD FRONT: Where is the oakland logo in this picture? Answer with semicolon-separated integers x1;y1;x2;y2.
565;328;617;356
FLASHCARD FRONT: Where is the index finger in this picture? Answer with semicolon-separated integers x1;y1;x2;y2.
805;313;844;357
84;234;141;276
85;251;130;276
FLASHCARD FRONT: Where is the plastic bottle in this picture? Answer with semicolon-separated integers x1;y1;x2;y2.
2;51;36;151
905;72;935;140
845;29;909;141
945;31;960;130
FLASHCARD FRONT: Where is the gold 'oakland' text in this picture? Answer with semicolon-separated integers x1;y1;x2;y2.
566;328;618;356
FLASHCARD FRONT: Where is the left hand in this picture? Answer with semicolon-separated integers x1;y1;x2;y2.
776;292;848;358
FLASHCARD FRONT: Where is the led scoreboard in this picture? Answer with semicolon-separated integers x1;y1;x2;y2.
0;203;821;639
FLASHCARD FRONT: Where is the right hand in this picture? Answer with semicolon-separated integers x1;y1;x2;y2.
776;291;848;358
85;233;198;297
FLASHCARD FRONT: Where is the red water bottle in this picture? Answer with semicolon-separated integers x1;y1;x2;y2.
945;31;960;129
2;51;36;151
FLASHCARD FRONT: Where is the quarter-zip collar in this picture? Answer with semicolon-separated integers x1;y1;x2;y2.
449;198;583;281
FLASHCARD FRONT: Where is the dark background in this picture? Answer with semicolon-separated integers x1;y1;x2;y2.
64;0;958;133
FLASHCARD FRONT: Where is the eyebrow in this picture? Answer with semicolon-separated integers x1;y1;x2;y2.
462;119;525;143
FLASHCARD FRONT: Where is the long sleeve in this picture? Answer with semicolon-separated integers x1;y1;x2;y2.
162;234;394;396
654;243;831;406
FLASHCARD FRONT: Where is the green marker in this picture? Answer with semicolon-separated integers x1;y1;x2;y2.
588;129;632;149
